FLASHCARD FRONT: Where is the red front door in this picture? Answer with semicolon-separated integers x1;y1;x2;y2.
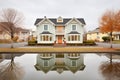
58;36;62;44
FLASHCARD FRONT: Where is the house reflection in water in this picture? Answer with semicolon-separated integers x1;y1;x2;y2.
35;53;85;74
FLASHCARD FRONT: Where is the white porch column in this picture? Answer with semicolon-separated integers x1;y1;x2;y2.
49;35;50;41
41;35;43;41
69;35;71;41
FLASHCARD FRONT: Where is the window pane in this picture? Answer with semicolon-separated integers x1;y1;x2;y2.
44;25;48;30
43;36;45;41
46;35;48;41
75;35;77;41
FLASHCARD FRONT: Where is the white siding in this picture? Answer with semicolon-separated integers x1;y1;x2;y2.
65;20;84;43
36;20;55;43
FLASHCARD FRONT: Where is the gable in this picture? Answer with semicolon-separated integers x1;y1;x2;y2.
66;18;85;26
35;18;54;26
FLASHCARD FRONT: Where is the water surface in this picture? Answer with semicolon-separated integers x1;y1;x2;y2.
0;53;120;80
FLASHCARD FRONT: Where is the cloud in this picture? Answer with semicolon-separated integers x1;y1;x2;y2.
0;0;120;31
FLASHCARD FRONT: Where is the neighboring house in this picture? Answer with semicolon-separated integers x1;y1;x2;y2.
0;30;10;39
18;29;30;41
113;32;120;40
87;28;120;41
34;16;86;45
87;28;109;42
35;53;85;74
0;27;30;41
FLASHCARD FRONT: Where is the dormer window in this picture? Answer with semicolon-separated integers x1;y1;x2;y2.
57;16;63;23
72;25;76;31
44;25;48;30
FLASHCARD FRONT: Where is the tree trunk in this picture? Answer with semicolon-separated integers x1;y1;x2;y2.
11;54;14;63
110;32;113;48
110;53;112;65
11;33;14;48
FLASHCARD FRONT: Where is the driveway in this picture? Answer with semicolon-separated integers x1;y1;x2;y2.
0;42;28;48
96;42;120;48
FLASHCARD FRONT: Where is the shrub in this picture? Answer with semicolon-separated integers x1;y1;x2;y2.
102;36;110;42
83;40;96;45
28;40;37;45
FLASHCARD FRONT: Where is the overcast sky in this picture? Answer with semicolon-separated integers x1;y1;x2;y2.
0;0;120;31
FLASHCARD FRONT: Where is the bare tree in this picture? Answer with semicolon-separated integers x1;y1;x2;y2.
0;8;24;47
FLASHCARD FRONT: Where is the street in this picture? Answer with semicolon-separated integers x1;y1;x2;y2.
96;42;120;48
0;42;28;48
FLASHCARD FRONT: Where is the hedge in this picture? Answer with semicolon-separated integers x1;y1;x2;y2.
83;40;96;45
28;40;37;45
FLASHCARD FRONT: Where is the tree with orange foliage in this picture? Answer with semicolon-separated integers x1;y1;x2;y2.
99;10;120;48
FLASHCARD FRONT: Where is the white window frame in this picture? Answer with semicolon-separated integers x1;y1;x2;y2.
44;24;48;31
71;24;77;31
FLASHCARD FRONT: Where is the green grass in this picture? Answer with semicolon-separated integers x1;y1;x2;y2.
0;47;120;53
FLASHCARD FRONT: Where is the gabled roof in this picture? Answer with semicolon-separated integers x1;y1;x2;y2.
34;17;86;25
34;18;43;25
87;28;100;34
77;18;86;25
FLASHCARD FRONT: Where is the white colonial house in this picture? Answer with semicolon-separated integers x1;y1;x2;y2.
34;16;86;45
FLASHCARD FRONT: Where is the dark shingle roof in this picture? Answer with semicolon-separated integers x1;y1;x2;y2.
68;31;80;34
34;18;86;25
77;18;86;25
40;31;52;34
87;28;99;34
34;18;43;25
49;18;71;25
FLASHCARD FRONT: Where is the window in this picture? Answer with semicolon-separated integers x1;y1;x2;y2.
40;35;52;41
71;60;77;67
44;25;48;30
72;25;76;31
68;35;80;41
44;60;49;67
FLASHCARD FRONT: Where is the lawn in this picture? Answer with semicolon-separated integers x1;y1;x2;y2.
0;47;120;53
